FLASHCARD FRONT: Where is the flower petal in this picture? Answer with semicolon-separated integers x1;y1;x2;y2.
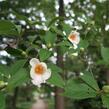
30;69;44;81
31;79;41;87
73;43;78;49
68;31;80;45
42;69;51;80
30;67;43;81
73;31;80;36
74;35;80;44
29;58;39;66
30;67;36;79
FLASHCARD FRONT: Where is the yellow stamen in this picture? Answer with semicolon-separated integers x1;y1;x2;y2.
35;64;44;75
69;34;76;41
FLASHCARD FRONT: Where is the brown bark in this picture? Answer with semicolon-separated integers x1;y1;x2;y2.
12;87;19;109
55;0;65;109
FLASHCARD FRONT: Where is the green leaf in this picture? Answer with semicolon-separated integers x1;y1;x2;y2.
15;25;22;34
50;26;64;36
44;31;56;46
0;65;10;77
59;46;69;55
101;47;109;63
47;72;64;88
80;71;100;91
63;79;97;100
9;59;26;75
8;68;29;89
62;23;72;36
0;92;5;109
47;63;64;88
39;49;52;61
57;40;71;47
5;46;26;57
79;39;89;49
0;20;19;36
101;94;109;109
47;63;62;73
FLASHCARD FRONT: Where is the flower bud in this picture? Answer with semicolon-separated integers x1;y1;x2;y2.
47;43;52;48
0;81;7;87
102;85;109;93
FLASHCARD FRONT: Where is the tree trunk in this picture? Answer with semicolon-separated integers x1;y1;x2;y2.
12;87;19;109
55;0;65;109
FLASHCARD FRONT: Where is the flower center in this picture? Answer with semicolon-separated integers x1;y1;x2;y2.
69;34;76;41
35;64;44;75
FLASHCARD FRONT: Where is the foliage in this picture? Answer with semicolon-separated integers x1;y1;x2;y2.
0;0;109;109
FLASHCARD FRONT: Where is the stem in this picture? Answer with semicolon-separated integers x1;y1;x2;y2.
55;0;65;109
0;85;6;91
12;87;19;109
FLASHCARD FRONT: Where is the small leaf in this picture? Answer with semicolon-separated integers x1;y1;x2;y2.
101;94;109;108
44;31;56;46
79;39;89;49
15;25;22;34
101;47;109;63
5;46;26;57
50;26;64;36
57;40;71;47
39;49;52;61
62;23;72;36
0;20;19;36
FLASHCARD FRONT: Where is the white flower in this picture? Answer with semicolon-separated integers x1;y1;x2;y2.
68;31;80;49
29;58;51;87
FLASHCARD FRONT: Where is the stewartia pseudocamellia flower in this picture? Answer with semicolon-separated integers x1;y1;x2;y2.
29;58;51;87
68;31;80;49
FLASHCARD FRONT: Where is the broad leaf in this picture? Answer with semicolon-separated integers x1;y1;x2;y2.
47;63;64;88
80;71;100;91
39;49;52;61
47;72;65;88
8;68;29;88
101;47;109;63
63;79;97;100
101;94;109;109
9;59;26;75
0;20;19;36
79;39;89;49
62;23;72;36
47;63;62;73
44;31;56;46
